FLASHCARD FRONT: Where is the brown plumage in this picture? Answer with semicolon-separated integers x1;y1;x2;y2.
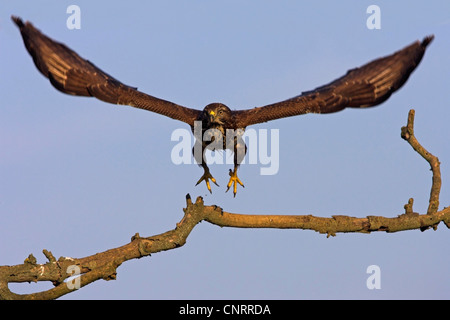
12;16;433;196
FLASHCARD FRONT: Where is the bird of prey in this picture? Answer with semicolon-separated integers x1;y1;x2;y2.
12;16;433;196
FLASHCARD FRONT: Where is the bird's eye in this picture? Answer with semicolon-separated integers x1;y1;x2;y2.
219;110;223;115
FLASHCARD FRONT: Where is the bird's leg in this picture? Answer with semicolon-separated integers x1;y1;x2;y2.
196;162;219;193
226;139;246;197
193;142;219;193
226;165;244;197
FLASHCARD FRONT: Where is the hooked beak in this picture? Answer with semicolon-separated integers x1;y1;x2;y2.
208;110;216;124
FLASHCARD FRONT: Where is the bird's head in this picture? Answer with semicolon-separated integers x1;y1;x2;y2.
203;103;232;126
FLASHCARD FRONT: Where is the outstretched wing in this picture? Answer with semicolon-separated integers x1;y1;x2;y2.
234;36;433;128
12;16;202;125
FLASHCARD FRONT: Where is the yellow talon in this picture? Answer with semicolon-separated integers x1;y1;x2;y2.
226;168;244;197
196;169;219;193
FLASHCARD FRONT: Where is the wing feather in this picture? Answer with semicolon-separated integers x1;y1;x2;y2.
234;36;433;128
12;16;201;125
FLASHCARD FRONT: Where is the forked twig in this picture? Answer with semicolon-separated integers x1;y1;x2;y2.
401;109;441;214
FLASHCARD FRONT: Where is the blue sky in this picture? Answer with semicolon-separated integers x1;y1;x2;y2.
1;1;449;299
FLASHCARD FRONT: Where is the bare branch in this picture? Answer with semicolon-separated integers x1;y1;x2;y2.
1;195;449;300
401;109;441;214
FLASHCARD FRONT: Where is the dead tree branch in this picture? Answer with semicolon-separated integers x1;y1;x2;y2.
401;109;441;214
1;109;449;300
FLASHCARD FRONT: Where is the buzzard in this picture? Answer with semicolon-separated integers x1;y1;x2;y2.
12;16;433;196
